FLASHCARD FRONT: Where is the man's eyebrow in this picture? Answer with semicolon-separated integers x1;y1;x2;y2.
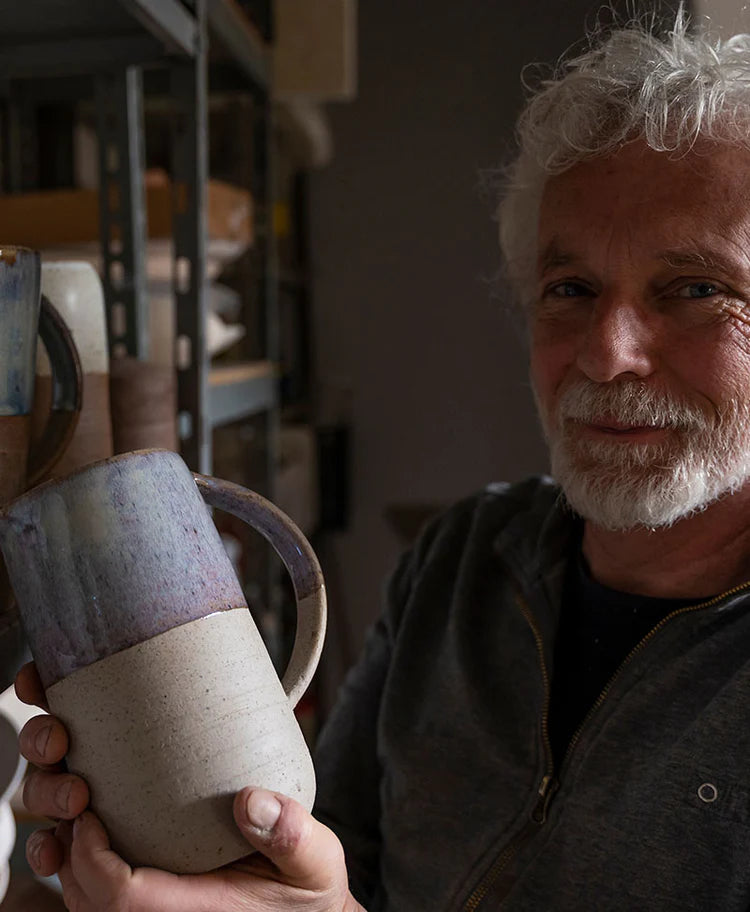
538;242;745;278
656;248;741;276
537;239;577;274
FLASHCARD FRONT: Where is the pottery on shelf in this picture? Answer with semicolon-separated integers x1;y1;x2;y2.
31;261;113;480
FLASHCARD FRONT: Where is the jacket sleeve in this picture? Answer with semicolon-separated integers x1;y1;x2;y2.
312;530;435;908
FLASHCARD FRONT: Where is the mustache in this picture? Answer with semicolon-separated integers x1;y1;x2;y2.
556;381;712;432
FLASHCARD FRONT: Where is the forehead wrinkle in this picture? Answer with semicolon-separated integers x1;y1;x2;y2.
608;217;635;268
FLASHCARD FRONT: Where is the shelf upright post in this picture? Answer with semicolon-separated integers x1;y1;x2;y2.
4;81;38;193
95;66;149;360
249;31;280;628
260;103;280;506
245;32;278;504
170;0;209;474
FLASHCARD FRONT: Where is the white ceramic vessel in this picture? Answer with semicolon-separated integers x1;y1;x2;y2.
34;261;113;478
0;706;29;905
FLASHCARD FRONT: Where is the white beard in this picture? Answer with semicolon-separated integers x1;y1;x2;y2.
538;380;750;531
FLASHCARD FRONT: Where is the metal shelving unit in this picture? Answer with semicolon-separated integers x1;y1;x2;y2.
0;0;279;477
209;361;276;427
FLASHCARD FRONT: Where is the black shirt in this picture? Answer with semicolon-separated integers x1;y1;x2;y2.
548;547;708;767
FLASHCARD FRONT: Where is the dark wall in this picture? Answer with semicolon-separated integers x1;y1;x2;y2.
309;0;681;705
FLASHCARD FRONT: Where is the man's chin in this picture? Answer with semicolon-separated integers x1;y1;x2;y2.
560;490;685;532
552;457;698;531
555;464;748;532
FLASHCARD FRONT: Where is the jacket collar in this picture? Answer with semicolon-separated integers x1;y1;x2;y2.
492;479;581;646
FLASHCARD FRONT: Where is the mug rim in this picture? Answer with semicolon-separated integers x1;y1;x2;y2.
41;260;98;272
0;245;38;256
0;447;179;517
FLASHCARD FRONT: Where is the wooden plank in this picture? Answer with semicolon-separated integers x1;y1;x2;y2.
209;360;275;386
0;178;253;249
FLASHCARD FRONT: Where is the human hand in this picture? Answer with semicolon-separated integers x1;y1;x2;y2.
15;661;89;876
16;661;365;912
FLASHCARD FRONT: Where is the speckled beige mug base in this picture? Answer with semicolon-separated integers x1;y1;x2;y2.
46;607;316;874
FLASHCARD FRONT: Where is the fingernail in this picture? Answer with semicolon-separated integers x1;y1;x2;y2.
34;723;52;759
56;779;73;814
246;791;281;831
26;833;42;871
73;814;84;839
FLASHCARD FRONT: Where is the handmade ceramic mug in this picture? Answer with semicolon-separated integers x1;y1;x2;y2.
31;261;113;479
0;246;82;502
0;448;326;873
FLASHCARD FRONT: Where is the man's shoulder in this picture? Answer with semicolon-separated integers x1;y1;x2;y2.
439;474;562;534
410;475;563;567
385;475;567;636
481;474;562;516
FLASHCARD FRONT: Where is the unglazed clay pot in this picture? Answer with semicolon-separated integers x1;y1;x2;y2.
32;261;113;479
0;449;326;873
109;356;177;453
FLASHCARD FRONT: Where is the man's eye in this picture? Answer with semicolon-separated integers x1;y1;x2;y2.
674;281;722;299
546;281;591;298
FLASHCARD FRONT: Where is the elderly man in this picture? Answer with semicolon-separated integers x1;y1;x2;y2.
15;11;750;912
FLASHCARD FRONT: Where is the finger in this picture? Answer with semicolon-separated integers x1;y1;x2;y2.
233;788;347;892
25;828;64;877
19;715;69;767
23;768;89;820
14;662;49;711
69;812;131;904
57;838;88;912
56;819;74;850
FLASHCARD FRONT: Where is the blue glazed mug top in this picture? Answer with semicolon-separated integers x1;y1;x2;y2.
1;449;247;687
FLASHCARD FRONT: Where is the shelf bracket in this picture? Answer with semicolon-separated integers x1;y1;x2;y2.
170;0;210;474
96;66;149;361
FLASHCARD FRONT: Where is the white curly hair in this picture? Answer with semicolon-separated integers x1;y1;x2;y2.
498;6;750;307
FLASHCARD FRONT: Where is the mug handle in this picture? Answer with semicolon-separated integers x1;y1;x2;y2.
193;473;327;709
27;295;83;484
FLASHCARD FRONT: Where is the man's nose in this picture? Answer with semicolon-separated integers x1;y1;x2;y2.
576;297;656;382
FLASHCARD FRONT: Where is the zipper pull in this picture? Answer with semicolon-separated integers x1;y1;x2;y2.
532;775;558;824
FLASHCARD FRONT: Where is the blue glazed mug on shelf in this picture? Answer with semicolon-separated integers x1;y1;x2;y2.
0;448;327;874
0;245;82;504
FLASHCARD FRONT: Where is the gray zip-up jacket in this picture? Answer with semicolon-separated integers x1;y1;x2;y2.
313;476;750;911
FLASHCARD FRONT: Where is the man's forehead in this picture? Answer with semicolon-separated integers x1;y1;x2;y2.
539;140;750;215
537;142;750;276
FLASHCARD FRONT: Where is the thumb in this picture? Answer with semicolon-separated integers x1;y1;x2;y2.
233;787;346;892
70;811;131;881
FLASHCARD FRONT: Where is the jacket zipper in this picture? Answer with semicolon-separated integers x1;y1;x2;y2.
460;575;750;912
461;593;554;911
